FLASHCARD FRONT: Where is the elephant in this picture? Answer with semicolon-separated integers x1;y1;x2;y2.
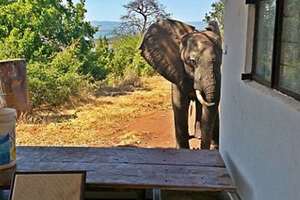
139;19;222;149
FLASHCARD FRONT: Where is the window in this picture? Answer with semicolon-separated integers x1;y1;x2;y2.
252;0;300;99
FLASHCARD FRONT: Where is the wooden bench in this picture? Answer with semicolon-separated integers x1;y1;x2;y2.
6;147;236;199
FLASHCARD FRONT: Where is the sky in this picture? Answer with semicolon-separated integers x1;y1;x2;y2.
73;0;216;22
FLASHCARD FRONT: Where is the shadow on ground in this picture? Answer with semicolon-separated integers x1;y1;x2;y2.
95;83;151;97
161;191;226;200
19;80;152;125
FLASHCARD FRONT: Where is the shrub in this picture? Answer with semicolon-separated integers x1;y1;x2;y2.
0;0;97;108
28;44;88;107
107;35;154;82
79;37;112;81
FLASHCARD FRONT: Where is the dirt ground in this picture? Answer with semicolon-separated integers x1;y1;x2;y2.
124;110;176;148
17;76;201;148
119;110;200;149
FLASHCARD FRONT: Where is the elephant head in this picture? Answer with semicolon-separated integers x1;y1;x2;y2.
180;21;222;107
140;19;222;149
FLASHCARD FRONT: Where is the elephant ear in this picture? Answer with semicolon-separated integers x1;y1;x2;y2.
139;19;195;86
205;21;222;46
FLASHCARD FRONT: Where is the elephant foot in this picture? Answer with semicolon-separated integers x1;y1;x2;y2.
189;135;196;140
189;134;201;140
210;143;219;150
210;140;219;150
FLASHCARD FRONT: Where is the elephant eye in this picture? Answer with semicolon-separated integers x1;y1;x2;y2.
209;58;216;63
188;58;196;66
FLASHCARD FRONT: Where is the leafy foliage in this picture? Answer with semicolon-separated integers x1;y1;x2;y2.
80;37;112;81
0;0;96;61
0;0;97;107
0;0;154;107
27;43;87;107
203;2;224;36
107;35;154;83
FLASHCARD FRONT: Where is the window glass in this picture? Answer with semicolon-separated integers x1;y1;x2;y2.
254;0;277;82
279;0;300;94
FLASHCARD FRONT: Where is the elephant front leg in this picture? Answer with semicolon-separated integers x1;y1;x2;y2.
171;84;190;149
212;112;219;149
194;99;202;139
200;106;218;149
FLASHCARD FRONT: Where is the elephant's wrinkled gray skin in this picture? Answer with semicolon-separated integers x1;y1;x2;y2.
140;19;222;149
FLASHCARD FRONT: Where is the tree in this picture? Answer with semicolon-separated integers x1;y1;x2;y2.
80;37;113;81
0;0;98;107
0;0;96;61
118;0;170;35
203;2;224;35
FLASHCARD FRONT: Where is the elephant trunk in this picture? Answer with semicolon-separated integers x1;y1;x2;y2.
195;90;215;107
194;70;220;149
198;80;220;149
204;84;219;105
195;76;220;107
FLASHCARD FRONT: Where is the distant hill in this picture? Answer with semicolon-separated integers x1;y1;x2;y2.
91;21;207;39
188;21;207;30
91;21;121;39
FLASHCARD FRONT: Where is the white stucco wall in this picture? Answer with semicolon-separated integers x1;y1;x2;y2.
220;1;300;200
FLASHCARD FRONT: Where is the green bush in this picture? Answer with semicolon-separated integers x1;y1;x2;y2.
0;0;157;108
106;35;154;83
0;0;98;108
28;44;88;107
80;37;112;81
0;0;96;62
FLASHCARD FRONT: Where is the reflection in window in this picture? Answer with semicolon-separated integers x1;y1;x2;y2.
253;0;277;82
279;0;300;94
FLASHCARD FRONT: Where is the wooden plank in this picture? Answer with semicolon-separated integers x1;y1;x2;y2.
17;162;235;192
17;147;225;168
15;147;235;192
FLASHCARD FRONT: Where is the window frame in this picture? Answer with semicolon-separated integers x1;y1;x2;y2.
252;0;300;101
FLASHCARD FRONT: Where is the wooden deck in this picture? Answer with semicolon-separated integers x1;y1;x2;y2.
14;147;235;192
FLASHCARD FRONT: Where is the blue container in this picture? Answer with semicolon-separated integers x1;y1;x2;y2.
0;134;10;165
0;108;16;169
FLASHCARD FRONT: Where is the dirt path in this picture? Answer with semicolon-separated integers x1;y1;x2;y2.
125;110;176;148
17;76;200;148
121;109;200;149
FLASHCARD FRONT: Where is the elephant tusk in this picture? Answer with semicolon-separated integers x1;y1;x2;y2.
196;90;216;107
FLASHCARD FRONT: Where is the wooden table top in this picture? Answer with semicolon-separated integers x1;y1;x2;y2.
14;147;235;192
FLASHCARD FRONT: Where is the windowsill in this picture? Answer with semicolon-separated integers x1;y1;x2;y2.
242;80;300;112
